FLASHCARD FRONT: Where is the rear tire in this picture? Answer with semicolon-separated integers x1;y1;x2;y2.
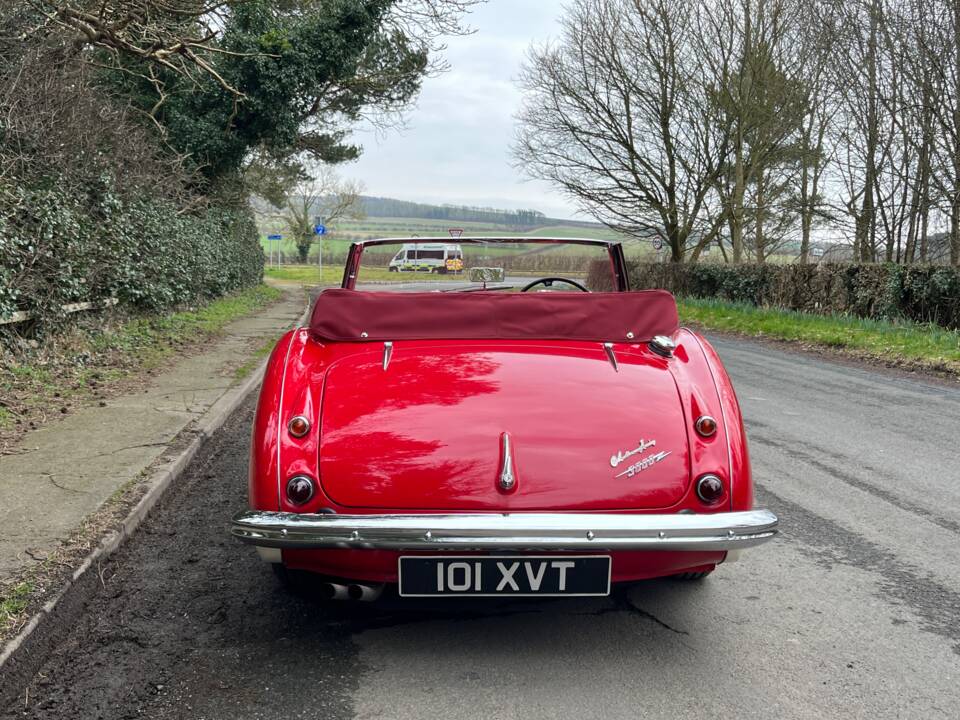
672;570;713;581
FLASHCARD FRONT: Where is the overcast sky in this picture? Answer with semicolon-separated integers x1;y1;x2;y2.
337;1;578;219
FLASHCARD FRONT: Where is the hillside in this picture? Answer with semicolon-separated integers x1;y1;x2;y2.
256;194;653;262
357;196;609;230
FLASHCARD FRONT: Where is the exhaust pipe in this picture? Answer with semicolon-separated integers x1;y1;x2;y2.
321;582;350;600
347;583;384;602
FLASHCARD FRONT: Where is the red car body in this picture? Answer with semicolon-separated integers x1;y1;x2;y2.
232;237;777;598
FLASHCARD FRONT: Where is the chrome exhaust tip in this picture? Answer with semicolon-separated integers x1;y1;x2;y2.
321;582;350;600
347;583;384;602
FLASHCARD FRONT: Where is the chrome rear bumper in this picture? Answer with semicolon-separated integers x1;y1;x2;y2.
231;509;778;552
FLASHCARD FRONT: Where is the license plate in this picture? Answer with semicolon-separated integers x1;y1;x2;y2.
398;555;611;597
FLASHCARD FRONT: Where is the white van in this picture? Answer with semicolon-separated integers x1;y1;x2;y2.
388;243;464;274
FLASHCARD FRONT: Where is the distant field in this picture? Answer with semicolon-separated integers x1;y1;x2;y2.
259;217;658;263
264;265;464;285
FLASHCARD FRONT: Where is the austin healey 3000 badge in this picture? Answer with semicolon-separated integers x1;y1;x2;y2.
610;439;671;478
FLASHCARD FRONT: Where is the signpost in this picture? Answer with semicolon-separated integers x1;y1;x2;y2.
448;228;464;239
312;217;326;276
267;234;282;268
652;236;664;262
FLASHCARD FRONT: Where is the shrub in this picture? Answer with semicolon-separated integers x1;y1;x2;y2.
0;171;264;338
586;260;960;329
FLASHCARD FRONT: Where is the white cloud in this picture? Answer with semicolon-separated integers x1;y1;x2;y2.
337;0;583;220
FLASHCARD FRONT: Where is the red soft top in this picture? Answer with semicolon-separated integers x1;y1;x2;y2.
308;289;678;343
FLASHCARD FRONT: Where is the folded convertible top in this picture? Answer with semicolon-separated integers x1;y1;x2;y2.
308;289;678;343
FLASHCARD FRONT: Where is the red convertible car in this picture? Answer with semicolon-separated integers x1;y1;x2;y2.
232;237;777;600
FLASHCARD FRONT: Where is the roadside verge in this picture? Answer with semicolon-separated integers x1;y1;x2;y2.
0;291;309;689
678;297;960;381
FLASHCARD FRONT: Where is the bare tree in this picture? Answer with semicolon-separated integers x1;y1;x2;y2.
919;0;960;265
513;0;730;262
280;166;365;263
700;0;809;263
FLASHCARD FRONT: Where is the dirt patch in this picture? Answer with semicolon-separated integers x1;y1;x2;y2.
0;424;204;648
0;398;357;719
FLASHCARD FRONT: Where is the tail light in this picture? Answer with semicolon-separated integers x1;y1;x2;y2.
696;474;724;504
695;415;717;437
286;475;315;505
287;415;311;438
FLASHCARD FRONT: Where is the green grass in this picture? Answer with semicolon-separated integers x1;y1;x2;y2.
235;336;280;380
87;284;281;363
2;284;282;451
678;297;960;373
0;582;32;627
264;264;463;285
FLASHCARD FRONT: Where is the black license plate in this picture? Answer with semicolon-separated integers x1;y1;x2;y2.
398;555;611;597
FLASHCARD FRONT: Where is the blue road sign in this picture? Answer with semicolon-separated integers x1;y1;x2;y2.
267;234;282;240
314;224;326;236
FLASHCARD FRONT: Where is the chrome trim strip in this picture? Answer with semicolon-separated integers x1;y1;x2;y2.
499;432;516;490
231;509;778;552
382;341;394;371
602;342;618;372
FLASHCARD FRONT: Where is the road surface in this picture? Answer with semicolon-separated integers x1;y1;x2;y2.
2;336;959;719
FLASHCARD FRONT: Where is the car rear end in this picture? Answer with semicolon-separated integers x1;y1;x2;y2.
234;290;777;598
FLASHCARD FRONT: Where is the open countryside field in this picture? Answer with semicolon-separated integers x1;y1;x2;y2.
258;216;660;263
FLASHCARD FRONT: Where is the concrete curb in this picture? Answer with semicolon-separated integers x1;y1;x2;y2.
0;304;310;675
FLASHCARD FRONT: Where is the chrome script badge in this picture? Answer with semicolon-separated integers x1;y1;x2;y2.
609;439;657;468
614;450;671;478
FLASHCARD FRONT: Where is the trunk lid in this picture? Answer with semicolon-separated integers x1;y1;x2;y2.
318;344;690;510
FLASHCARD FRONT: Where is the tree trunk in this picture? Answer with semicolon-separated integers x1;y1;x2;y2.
952;198;960;267
858;0;880;263
953;0;960;265
731;144;746;264
755;169;766;263
799;123;811;264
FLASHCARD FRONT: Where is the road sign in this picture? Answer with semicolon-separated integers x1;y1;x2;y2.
267;234;282;241
314;224;326;236
652;237;664;251
448;228;464;239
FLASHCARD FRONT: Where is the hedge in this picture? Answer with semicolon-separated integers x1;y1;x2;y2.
1;172;264;337
586;261;960;329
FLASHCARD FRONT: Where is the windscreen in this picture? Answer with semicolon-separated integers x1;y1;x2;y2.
351;240;612;292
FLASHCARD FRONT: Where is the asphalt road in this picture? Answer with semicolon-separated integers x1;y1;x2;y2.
3;336;959;719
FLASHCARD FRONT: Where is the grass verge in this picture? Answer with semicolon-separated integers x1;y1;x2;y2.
0;284;281;452
234;335;281;380
264;264;463;284
0;582;32;628
678;297;960;376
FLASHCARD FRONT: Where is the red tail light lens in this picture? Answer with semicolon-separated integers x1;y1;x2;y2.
696;474;724;504
287;415;310;438
286;475;315;505
695;415;717;437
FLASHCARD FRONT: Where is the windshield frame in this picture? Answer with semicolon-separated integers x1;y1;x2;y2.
340;236;629;291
